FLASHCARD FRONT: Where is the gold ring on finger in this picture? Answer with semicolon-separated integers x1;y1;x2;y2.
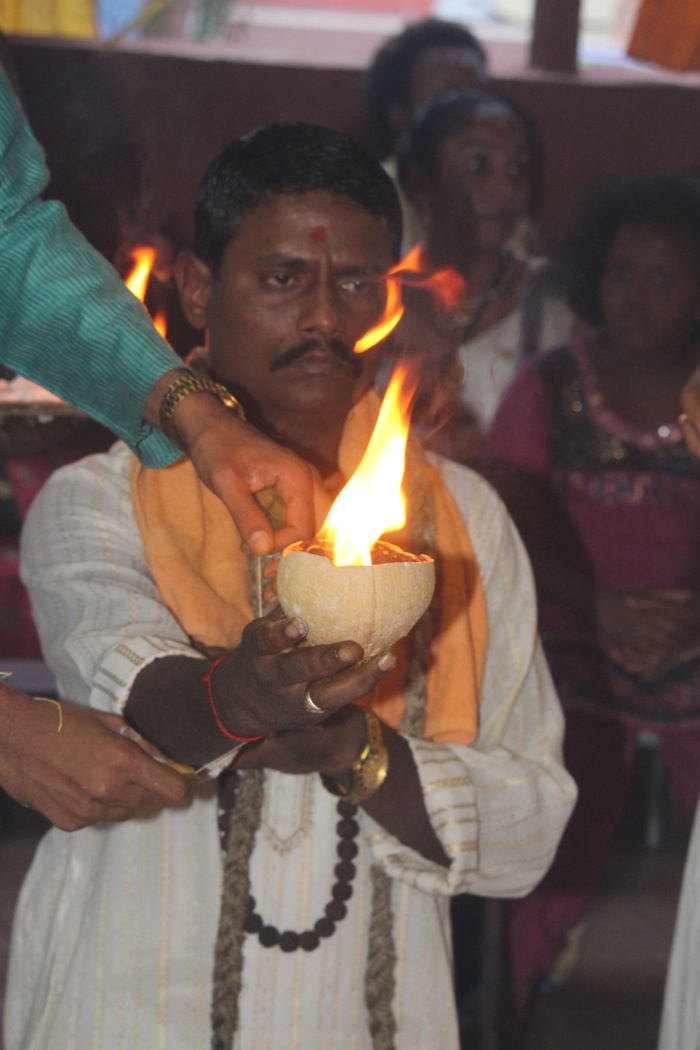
304;688;323;714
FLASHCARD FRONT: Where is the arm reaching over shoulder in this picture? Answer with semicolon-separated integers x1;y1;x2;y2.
0;69;321;553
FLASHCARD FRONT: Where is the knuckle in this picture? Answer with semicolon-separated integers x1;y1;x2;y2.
90;772;122;802
76;797;103;825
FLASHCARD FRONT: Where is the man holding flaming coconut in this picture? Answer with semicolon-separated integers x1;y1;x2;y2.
6;124;575;1050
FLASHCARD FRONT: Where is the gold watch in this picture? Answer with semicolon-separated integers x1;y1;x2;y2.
159;373;246;451
321;709;389;805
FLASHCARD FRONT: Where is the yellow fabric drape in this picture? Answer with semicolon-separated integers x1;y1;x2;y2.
0;0;96;36
130;389;489;745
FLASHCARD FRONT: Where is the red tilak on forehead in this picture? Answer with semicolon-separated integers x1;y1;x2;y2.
311;226;327;243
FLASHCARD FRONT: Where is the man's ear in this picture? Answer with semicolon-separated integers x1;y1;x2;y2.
175;251;214;330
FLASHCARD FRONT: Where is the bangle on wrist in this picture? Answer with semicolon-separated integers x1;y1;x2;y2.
203;655;265;744
321;708;388;805
159;373;246;452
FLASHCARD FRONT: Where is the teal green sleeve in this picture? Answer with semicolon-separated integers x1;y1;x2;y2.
0;66;182;467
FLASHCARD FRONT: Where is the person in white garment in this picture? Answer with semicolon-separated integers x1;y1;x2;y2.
658;367;700;1050
6;124;575;1050
396;89;573;461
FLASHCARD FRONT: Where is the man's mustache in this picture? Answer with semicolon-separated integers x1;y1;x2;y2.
269;339;362;374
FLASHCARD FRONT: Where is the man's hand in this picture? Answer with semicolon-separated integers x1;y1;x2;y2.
213;609;397;740
234;704;367;780
125;609;396;771
144;370;326;555
0;682;192;831
125;614;448;865
233;687;451;867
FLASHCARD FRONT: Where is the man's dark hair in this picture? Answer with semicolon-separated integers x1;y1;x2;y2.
561;172;700;325
193;123;403;275
397;89;544;212
362;18;488;158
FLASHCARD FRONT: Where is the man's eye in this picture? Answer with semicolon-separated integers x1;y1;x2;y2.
339;278;373;295
266;273;295;287
650;269;673;286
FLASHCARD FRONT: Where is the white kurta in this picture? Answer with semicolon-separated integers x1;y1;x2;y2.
6;444;576;1050
459;273;573;428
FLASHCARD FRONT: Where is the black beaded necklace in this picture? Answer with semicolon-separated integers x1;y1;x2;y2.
217;769;360;952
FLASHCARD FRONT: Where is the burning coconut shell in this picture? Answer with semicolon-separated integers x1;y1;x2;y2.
277;538;435;657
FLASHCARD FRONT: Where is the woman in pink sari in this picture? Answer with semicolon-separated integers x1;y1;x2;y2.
486;172;700;1022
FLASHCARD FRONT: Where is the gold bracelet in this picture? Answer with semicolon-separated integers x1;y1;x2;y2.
159;373;246;452
321;709;388;805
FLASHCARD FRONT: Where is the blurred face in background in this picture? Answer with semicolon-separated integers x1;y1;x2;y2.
422;101;533;252
408;45;488;112
387;45;488;147
600;221;700;364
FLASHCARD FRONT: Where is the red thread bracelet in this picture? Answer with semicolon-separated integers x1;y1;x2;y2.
203;655;265;743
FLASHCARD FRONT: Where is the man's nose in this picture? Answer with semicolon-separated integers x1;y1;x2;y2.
299;280;343;337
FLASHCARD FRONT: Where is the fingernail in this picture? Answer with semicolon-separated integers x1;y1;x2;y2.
377;651;397;671
285;618;307;640
337;643;357;663
249;531;273;556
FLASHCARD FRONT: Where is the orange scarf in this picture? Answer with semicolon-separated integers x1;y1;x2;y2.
130;391;488;744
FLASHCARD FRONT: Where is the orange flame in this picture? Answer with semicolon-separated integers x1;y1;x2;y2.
125;247;167;339
354;275;404;353
396;244;466;310
153;310;167;338
317;363;417;566
125;247;156;302
353;244;465;354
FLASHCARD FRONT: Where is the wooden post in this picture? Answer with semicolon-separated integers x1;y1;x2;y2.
530;0;582;73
